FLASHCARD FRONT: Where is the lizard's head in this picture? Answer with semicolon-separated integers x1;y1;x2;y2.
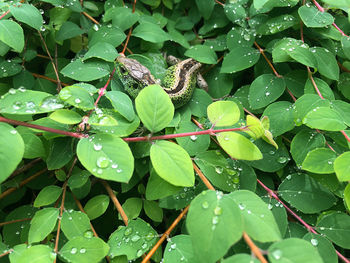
116;56;156;98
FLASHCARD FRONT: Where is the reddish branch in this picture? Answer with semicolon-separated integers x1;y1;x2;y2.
243;233;268;263
0;218;31;227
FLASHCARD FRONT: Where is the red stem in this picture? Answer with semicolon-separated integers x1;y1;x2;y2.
94;68;116;107
0;10;10;20
0;117;86;138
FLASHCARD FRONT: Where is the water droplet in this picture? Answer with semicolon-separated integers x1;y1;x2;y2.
170;243;177;249
93;143;102;151
145;232;155;241
136;249;143;257
272;249;282;259
286;175;292;180
112;163;118;169
70;247;77;254
202;201;209;209
10;130;17;134
84;230;93;238
269;150;275;155
310;238;318;246
190;135;197;141
141;243;148;249
8;88;16;94
96;157;109;168
80;248;86;253
18;86;26;92
238;203;246;210
75;98;81;104
277;156;288;164
212;216;219;225
268;203;273;209
215;166;223;174
214;206;222;215
131;235;140;242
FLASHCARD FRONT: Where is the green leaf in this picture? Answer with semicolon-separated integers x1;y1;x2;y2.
217;132;263;161
143;200;163;222
135;84;174;133
61;210;92;240
56;21;85;41
334;151;350;181
150;140;194;187
268;238;323;263
186;190;243;263
132;22;170;43
184;45;217;64
303;106;347;131
145;169;182;200
316;213;350;249
60;59;110;81
303;233;338;263
222;254;260;263
163;235;194;263
290;130;325;166
103;7;139;31
0;89;54;115
60;237;109;262
108;218;158;260
341;36;350;59
285;41;317;68
257;14;297;35
310;47;339;80
0;20;24;52
195;0;215;19
221;47;260;73
294;94;330;123
302;148;336;174
278;173;336;213
34;185;62;207
77;134;134;182
49;109;82;124
298;5;334;28
28;208;59;244
105;91;135;122
188;88;213;118
89;25;126;47
304;77;335;100
206;67;233;98
19;132;45;159
84;195;110;220
0;59;22;78
0;123;24;183
345;184;350;211
9;4;43;30
228;190;281;242
120;197;143;220
59;85;94;111
262;101;295;137
248;74;286;109
207;101;240;127
14;245;55;263
83;42;119;62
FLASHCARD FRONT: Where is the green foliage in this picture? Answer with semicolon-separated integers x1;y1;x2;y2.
0;0;350;262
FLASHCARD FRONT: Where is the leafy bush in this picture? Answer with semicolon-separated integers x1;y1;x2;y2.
0;0;350;262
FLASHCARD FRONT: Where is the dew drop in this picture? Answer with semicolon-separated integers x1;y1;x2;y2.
202;201;209;209
93;143;102;151
215;166;223;174
214;206;222;215
170;243;177;249
310;238;318;246
10;130;17;134
75;98;81;104
238;203;246;210
272;249;282;260
112;163;118;169
277;156;288;164
80;248;86;254
96;157;109;168
212;216;219;225
84;230;93;238
70;247;77;254
131;235;141;242
145;232;155;241
136;249;143;257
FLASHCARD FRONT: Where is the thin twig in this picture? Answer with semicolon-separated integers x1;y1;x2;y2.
10;158;41;178
193;162;215;190
0;218;31;227
254;42;282;78
101;180;129;226
243;232;268;263
31;72;69;86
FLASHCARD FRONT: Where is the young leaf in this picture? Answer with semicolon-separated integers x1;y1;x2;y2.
135;85;174;133
186;190;243;263
163;235;194;263
303;107;347;131
207;101;240;127
334;151;350;181
77;134;134;183
61;210;92;240
84;195;110;220
28;208;59;244
150;141;194;187
34;185;62;207
302;148;336;174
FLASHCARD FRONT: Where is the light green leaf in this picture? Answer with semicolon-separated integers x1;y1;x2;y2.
61;210;92;240
278;173;336;213
60;237;109;262
184;45;217;64
105;91;135;122
14;245;55;263
207;101;240;127
120;197;143;220
108;218;158;260
132;22;170;43
221;47;260;73
77;134;134;182
83;42;119;62
163;235;194;263
334;151;350;181
228;190;281;242
268;238;323;263
217;132;263;161
303;106;347;131
0;20;24;52
84;195;110;220
0;123;24;183
186;190;243;263
298;5;334;28
143;200;163;222
150;140;194;187
60;59;110;81
59;85;95;111
302;148;336;174
28;208;59;244
135;84;174;133
49;109;82;124
34;185;62;207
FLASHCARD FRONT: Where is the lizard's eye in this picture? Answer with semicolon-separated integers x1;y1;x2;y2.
119;66;127;75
